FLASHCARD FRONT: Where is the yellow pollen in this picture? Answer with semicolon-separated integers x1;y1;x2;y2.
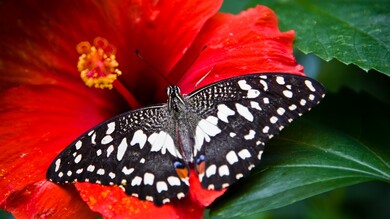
77;37;122;89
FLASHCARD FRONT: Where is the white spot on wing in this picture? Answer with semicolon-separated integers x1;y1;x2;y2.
247;89;260;98
167;176;181;186
258;150;264;160
163;198;170;204
74;154;82;164
87;165;95;172
177;192;185;199
122;166;134;175
117;138;128;161
97;169;105;175
206;115;218;125
235;103;254;121
283;90;293;98
130;130;147;149
244;130;256;140
144;172;155;185
55;159;61;172
250;101;262;111
156;181;168;193
276;76;285;85
91;133;96;144
270;116;278;124
218;165;230;177
106;122;115;135
101;135;113;144
206;164;217;177
198;117;221;136
289;104;297;111
238;149;251;159
148;131;177;157
75;140;82;150
277;107;286;115
305;80;316;92
217;104;235;123
131;176;142;186
106;145;114;157
226;151;239;165
194;118;221;152
109;172;116;179
262;126;270;133
260;80;268;91
238;80;252;90
194;127;206;152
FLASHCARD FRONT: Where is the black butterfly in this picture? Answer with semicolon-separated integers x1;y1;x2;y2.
47;73;325;205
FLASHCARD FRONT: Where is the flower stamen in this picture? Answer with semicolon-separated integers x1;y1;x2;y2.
77;37;121;89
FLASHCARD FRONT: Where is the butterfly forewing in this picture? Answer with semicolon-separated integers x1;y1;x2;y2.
187;73;325;190
47;106;190;205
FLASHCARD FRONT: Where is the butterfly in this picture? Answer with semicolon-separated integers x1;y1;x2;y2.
47;73;325;205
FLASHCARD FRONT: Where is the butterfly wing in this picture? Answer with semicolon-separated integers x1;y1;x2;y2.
187;73;325;190
46;105;189;205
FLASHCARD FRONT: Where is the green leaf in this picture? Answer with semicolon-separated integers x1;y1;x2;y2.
220;0;252;14
249;0;390;75
209;90;390;218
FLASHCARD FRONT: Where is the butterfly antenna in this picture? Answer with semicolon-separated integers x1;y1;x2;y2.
194;65;216;90
135;49;172;86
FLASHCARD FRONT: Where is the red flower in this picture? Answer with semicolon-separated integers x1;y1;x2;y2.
0;0;303;218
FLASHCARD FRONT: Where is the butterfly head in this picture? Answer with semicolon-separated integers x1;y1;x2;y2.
167;86;185;112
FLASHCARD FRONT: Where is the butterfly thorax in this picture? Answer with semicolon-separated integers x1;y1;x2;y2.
166;86;195;163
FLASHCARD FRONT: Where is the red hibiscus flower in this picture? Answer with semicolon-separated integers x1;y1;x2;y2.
0;0;303;218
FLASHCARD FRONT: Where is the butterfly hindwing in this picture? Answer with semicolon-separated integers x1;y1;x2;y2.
188;73;325;190
46;106;190;205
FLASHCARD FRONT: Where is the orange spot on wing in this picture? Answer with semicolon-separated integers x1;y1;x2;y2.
175;167;189;179
196;161;205;174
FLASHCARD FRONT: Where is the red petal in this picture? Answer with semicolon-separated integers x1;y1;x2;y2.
75;170;224;219
175;6;304;94
1;181;99;218
76;183;180;219
0;85;119;216
105;0;224;103
187;170;226;207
